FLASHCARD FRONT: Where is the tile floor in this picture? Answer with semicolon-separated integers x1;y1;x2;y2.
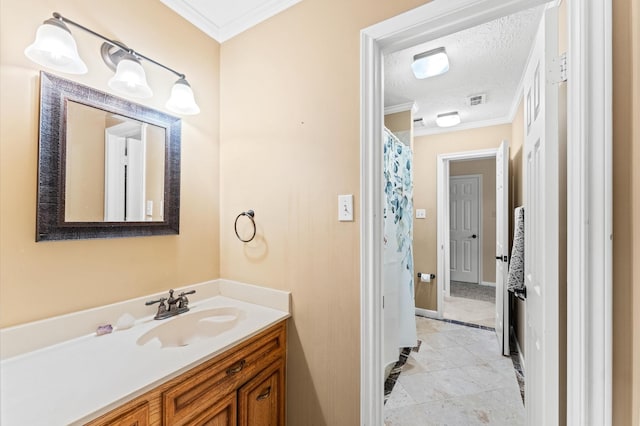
443;295;496;328
384;317;524;426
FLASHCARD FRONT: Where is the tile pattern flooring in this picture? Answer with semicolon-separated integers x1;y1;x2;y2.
443;295;496;328
450;281;496;303
384;317;525;426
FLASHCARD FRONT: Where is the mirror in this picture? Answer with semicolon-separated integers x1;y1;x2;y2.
36;72;181;241
65;102;166;223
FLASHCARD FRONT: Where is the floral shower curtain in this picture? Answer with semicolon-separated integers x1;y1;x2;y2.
383;128;417;366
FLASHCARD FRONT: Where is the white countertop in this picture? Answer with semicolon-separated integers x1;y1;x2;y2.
0;280;291;426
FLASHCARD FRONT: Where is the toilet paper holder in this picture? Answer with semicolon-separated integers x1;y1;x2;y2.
417;272;436;280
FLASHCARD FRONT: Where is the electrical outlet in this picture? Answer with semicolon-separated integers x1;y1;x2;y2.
416;209;426;219
338;194;354;221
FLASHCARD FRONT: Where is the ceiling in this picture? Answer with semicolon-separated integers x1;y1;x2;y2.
384;6;544;136
160;0;303;43
160;1;543;135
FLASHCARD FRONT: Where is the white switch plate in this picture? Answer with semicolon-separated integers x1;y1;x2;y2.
338;194;354;221
415;209;426;219
146;200;154;216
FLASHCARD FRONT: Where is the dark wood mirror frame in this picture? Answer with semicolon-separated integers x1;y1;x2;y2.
36;72;181;241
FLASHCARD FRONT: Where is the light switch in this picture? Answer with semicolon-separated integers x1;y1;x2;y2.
146;200;154;216
415;209;426;219
338;194;354;221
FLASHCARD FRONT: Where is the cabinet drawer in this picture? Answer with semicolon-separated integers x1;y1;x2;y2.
163;323;286;426
86;401;150;426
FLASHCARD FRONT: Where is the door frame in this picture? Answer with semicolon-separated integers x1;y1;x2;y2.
438;152;494;318
359;0;612;425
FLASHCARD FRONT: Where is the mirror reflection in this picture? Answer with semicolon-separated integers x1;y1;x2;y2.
65;102;166;222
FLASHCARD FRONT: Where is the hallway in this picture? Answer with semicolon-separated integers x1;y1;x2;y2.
384;317;524;425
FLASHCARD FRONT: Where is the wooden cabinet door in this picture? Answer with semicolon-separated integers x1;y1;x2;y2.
238;360;285;426
185;392;237;426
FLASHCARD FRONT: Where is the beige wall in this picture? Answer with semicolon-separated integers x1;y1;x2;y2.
613;0;639;423
145;125;166;221
412;124;510;310
385;110;413;147
65;102;106;222
632;0;640;422
219;0;428;424
0;0;221;327
450;159;497;283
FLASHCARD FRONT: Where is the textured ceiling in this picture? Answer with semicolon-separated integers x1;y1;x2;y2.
384;6;544;135
160;0;302;42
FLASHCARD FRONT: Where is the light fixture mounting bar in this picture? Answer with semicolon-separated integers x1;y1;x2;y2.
51;12;185;79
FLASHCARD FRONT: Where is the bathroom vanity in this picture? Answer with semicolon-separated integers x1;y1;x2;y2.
87;321;286;425
0;280;290;425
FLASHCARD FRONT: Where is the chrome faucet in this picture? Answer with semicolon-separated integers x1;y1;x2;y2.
146;289;196;320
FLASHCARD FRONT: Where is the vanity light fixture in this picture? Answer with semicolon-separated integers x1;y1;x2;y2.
107;53;153;99
411;47;449;79
435;111;461;128
25;12;200;115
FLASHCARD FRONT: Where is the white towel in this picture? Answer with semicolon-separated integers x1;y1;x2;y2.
507;206;525;292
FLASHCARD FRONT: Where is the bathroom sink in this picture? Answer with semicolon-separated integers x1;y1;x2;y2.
136;307;243;348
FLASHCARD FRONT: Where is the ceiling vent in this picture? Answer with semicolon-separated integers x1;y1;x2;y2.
467;93;487;106
413;117;427;127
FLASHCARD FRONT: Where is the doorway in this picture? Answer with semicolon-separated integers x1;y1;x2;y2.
360;0;612;425
435;149;505;334
445;164;498;329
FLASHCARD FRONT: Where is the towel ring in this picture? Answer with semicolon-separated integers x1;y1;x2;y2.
234;210;256;243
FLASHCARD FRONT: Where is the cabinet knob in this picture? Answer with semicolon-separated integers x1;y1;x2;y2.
256;386;272;401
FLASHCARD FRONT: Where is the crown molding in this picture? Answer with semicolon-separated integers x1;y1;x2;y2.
384;102;415;115
160;0;222;41
160;0;303;43
414;115;513;137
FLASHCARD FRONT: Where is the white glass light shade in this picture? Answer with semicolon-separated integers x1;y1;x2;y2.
165;78;200;115
412;47;449;79
435;111;460;128
108;55;153;99
24;19;87;74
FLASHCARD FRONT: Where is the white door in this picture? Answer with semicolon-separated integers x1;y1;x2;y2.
495;140;510;356
104;133;126;222
449;176;480;284
125;136;146;222
523;6;559;425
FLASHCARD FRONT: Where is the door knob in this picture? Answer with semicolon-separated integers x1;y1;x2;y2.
470;234;477;239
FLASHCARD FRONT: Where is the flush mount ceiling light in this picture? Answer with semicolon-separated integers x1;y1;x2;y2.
25;12;200;115
435;111;461;128
411;47;449;79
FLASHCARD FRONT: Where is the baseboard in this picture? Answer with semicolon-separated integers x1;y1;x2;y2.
481;281;496;287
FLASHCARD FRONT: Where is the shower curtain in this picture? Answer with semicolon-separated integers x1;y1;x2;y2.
383;128;417;366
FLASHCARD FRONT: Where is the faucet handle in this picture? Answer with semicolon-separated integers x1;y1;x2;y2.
145;297;168;317
145;297;167;306
177;290;196;309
